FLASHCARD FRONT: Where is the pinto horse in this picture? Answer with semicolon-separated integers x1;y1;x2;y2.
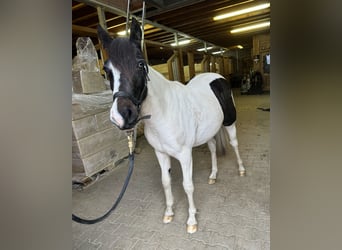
98;18;245;234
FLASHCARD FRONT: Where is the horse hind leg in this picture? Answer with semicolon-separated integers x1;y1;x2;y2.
207;138;218;184
155;150;174;223
226;123;246;176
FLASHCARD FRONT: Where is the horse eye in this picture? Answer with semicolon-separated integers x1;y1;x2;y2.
138;61;145;69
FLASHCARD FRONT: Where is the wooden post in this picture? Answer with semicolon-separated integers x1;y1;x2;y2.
201;54;210;72
177;49;185;83
223;57;229;77
211;56;216;73
97;7;107;76
167;50;185;83
217;56;224;75
187;51;195;79
167;53;176;80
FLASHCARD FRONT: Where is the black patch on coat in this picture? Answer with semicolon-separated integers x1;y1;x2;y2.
210;78;236;126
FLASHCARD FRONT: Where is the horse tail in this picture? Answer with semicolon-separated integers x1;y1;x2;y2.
214;126;230;156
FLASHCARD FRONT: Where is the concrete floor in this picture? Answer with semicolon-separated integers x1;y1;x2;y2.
72;91;270;250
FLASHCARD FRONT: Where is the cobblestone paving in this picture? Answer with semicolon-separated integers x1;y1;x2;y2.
72;92;270;249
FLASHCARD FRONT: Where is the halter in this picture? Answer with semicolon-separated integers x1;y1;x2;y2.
112;59;151;124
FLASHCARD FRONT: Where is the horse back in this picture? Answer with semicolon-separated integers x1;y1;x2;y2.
188;73;236;126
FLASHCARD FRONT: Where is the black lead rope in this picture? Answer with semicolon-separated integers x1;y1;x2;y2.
72;132;135;225
72;58;151;224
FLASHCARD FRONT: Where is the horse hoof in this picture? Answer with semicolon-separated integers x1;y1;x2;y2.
163;215;173;224
187;224;197;234
208;178;216;185
239;170;246;176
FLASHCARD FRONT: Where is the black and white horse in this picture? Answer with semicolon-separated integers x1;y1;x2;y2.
98;18;245;233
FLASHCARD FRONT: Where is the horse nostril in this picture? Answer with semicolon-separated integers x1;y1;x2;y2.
122;106;137;125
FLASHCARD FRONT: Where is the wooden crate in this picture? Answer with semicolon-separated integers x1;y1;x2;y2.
72;70;107;94
72;91;127;177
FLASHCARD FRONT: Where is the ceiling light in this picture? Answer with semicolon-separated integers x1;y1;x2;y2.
117;24;153;36
171;39;191;47
117;30;129;36
212;51;223;55
213;2;270;21
228;45;244;50
197;46;213;52
230;21;270;33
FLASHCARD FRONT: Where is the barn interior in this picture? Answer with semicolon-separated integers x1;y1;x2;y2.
72;0;270;89
72;1;270;248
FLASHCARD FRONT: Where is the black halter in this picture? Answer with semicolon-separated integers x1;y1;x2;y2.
113;59;151;123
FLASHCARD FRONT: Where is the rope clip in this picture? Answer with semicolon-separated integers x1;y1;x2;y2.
126;130;134;155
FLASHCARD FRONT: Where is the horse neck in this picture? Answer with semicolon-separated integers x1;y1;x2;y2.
148;65;173;92
141;66;176;115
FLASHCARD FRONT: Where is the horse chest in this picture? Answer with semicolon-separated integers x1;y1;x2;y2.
144;122;192;156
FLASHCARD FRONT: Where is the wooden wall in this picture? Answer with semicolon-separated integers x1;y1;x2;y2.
152;52;233;83
252;33;271;91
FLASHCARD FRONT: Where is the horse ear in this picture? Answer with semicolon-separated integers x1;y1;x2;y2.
129;18;142;47
97;25;112;50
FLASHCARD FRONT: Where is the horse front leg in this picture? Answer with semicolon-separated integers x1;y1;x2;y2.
155;150;174;223
179;149;197;233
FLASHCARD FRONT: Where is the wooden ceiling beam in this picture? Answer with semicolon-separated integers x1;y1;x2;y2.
72;24;115;37
154;5;269;30
174;14;270;36
77;0;228;49
146;0;235;20
73;12;98;23
72;2;86;11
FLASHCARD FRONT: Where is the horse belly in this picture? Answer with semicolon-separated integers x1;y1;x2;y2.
187;79;225;146
192;103;223;147
193;120;222;147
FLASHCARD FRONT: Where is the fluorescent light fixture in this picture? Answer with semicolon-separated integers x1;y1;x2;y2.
214;2;270;21
171;39;191;47
197;46;213;52
117;24;152;36
228;44;244;49
212;51;223;55
117;30;129;36
230;21;270;33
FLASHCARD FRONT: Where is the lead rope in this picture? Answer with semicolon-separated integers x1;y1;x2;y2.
72;1;148;224
72;131;135;224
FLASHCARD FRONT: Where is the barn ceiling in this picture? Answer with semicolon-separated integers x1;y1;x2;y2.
72;0;271;65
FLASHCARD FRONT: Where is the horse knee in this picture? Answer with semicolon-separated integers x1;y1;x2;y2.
183;181;194;193
207;139;216;152
162;176;171;188
230;139;238;148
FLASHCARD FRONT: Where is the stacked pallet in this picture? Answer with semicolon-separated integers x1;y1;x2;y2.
72;91;128;179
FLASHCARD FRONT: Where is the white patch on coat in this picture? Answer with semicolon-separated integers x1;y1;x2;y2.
107;62;124;128
139;65;245;232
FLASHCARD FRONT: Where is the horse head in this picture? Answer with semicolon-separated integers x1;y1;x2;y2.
98;18;148;130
